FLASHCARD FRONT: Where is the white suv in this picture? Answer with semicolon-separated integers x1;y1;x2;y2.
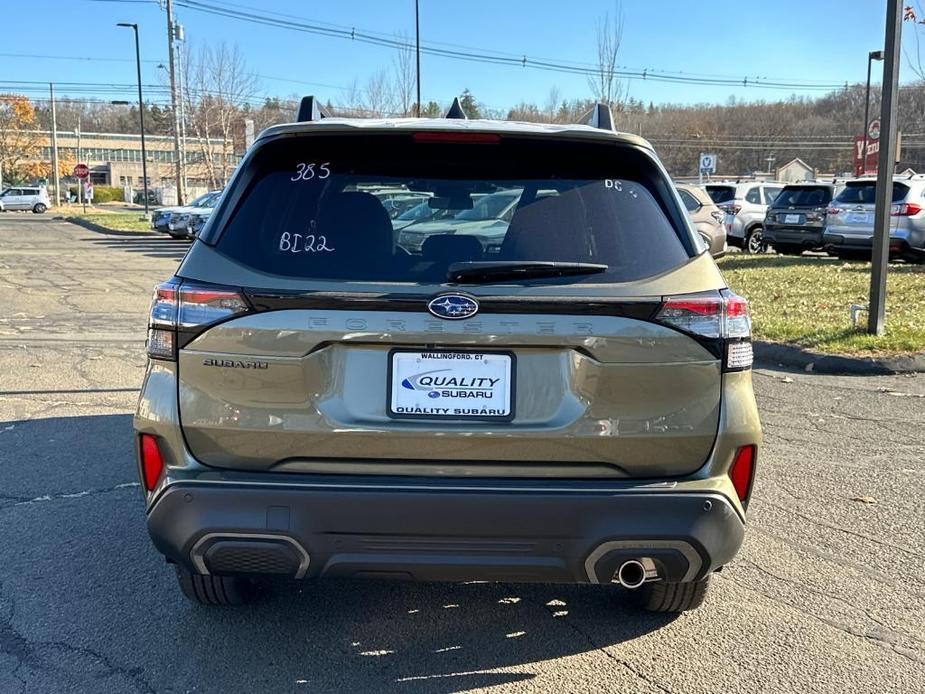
705;182;784;253
0;186;50;214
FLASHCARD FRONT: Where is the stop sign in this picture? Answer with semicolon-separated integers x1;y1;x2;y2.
73;163;89;179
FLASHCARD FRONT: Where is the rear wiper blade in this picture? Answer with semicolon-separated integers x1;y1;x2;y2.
447;261;608;283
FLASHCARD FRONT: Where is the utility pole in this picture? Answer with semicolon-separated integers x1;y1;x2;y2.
868;0;903;336
50;83;60;207
166;0;184;204
175;29;188;192
415;0;421;117
76;116;83;211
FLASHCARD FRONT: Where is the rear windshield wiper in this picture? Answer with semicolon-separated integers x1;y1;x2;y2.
447;261;608;283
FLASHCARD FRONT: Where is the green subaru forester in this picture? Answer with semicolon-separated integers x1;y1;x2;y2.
134;98;761;612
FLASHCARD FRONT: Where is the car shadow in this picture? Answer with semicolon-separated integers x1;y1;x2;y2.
81;235;191;262
0;413;677;693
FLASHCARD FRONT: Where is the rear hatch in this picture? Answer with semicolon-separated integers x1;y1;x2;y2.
828;181;907;236
767;185;833;227
169;130;733;479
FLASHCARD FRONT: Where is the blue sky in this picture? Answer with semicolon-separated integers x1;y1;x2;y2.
1;0;907;111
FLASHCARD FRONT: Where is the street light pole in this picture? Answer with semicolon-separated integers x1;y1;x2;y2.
118;22;150;216
861;50;884;176
49;83;60;207
868;0;903;336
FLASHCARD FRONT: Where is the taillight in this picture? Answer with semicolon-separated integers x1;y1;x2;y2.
655;290;752;371
891;202;922;216
139;433;164;492
729;445;756;502
711;210;725;224
825;206;841;216
146;278;249;360
719;203;741;216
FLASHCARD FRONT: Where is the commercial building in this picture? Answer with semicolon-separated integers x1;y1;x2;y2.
29;130;238;200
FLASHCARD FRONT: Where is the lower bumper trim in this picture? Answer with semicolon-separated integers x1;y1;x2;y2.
147;481;745;584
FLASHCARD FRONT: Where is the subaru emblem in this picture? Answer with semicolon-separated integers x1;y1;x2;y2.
427;294;479;320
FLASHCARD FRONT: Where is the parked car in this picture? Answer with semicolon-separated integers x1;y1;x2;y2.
675;183;726;257
763;183;836;255
396;188;524;253
823;176;925;262
134;101;761;613
705;181;784;253
152;191;221;238
0;186;50;213
185;209;212;239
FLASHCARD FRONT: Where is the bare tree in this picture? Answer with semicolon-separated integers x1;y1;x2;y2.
392;32;417;117
363;70;394;117
588;4;625;109
903;2;925;80
184;42;259;187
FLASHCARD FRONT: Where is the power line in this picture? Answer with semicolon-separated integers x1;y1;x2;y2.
171;0;852;92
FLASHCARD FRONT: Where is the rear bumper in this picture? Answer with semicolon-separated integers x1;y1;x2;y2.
146;479;745;585
763;225;824;247
822;233;922;257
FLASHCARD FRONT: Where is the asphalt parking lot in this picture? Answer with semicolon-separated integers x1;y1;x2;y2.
1;215;923;693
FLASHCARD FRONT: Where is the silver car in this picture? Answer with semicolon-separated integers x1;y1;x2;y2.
0;186;50;214
823;176;925;262
705;182;784;254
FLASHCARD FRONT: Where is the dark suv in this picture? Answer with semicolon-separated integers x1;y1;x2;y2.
134;98;761;613
763;183;835;255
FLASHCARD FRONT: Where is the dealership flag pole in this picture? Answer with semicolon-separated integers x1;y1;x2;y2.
868;0;903;335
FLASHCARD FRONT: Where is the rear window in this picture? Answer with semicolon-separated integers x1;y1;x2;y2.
771;186;833;208
835;182;909;204
705;186;735;204
678;189;701;212
210;134;693;284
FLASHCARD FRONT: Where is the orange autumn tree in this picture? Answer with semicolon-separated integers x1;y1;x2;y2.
0;95;42;184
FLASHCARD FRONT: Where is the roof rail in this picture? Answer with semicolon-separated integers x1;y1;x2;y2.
577;103;615;131
444;97;469;120
297;95;332;123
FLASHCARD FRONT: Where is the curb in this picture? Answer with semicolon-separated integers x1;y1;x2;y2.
753;341;925;375
58;216;161;238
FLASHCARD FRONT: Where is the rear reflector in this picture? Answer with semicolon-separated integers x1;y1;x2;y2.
412;132;501;144
729;445;756;502
140;434;164;492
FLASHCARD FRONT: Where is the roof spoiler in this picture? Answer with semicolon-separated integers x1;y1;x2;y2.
444;97;468;120
578;103;615;131
297;95;332;122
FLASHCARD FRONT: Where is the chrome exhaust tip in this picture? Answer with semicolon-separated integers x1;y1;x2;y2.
614;559;658;589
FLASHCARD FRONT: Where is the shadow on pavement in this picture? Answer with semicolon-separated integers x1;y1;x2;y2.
82;235;190;262
1;414;676;693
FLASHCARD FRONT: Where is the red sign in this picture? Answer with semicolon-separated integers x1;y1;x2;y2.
73;163;90;179
853;136;879;177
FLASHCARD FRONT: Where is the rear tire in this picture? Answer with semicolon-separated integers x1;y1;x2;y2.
638;577;710;612
175;565;254;606
744;227;766;254
32;203;47;214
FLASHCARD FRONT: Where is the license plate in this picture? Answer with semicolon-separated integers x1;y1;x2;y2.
784;214;802;224
389;350;514;420
847;213;872;224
